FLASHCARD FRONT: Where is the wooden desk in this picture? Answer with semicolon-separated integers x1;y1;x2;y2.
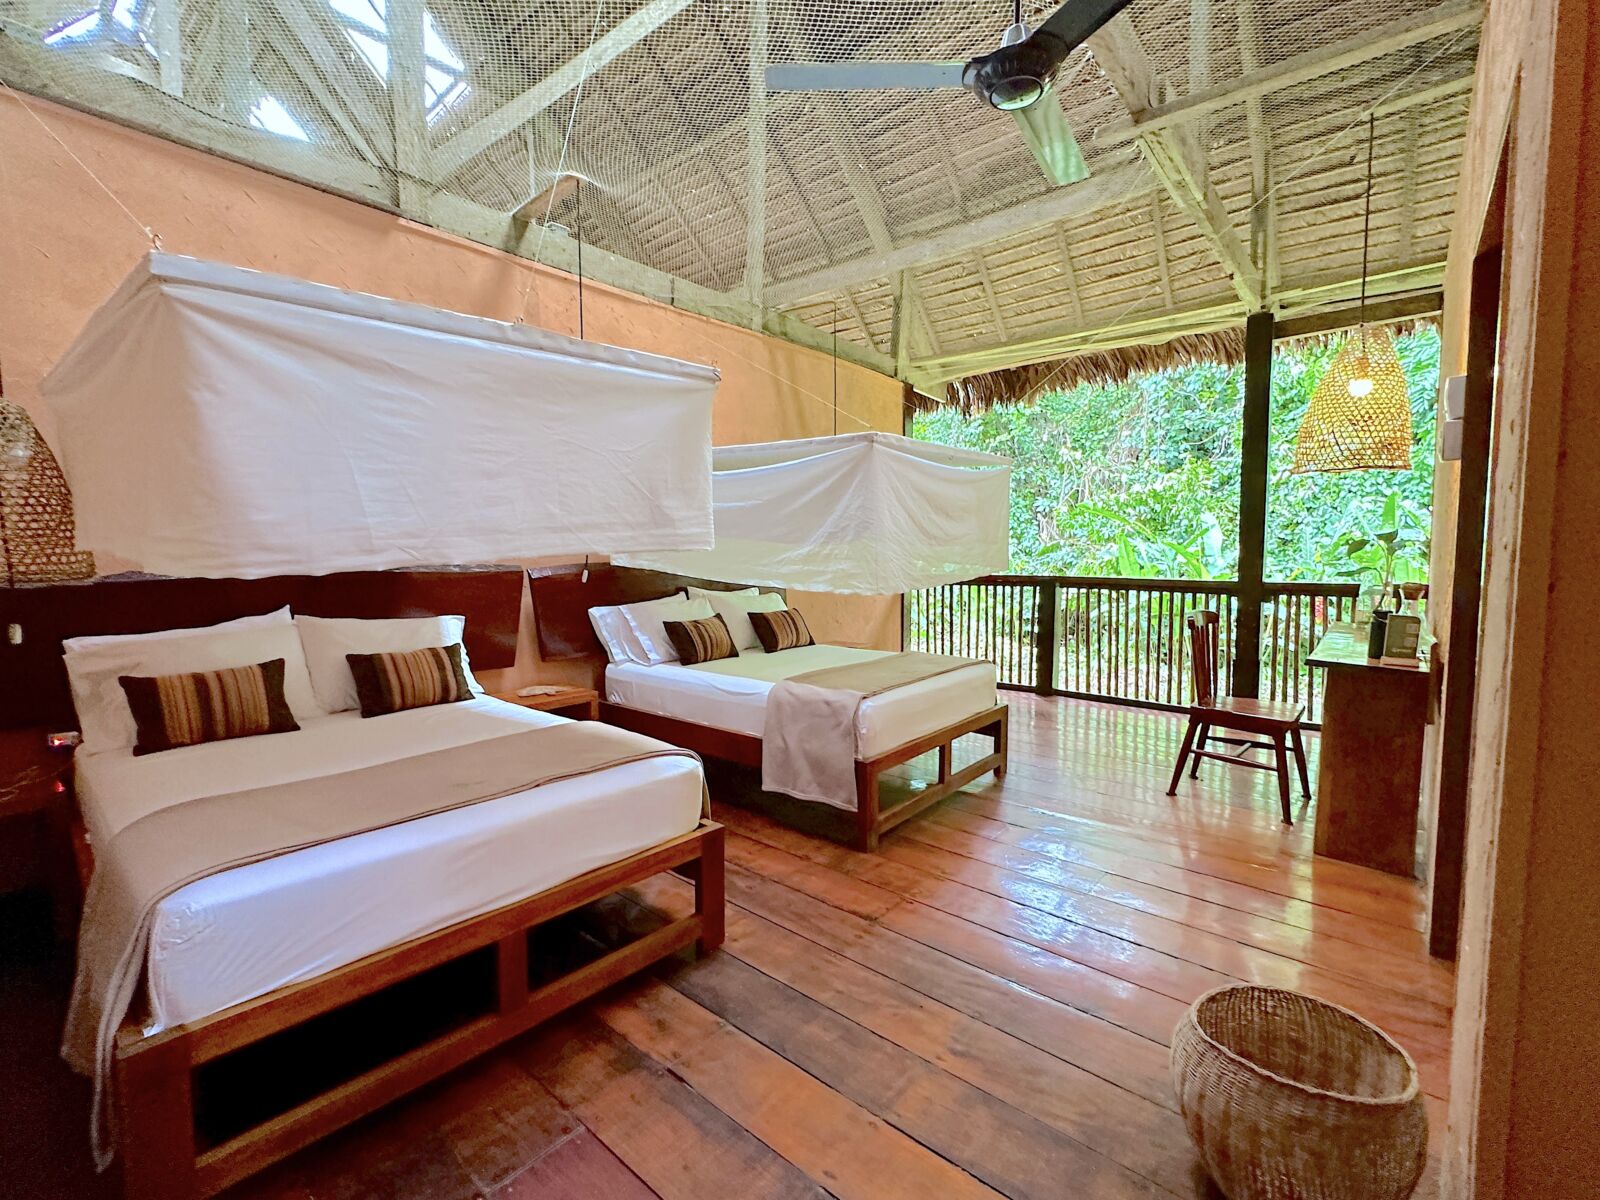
491;687;601;721
1307;624;1430;876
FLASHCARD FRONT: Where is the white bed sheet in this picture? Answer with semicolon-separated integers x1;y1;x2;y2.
605;644;997;768
74;696;703;1033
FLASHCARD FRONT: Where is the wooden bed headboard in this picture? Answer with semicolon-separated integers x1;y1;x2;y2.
527;564;783;662
0;566;524;730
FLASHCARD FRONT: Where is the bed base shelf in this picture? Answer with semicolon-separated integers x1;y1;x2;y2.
600;702;1008;851
114;820;725;1200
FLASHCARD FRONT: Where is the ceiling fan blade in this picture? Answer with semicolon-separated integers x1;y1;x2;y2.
765;62;967;92
1034;0;1138;56
1011;87;1089;186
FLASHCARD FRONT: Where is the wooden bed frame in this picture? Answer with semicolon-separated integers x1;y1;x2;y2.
528;563;1009;851
110;821;724;1200
5;568;726;1199
603;701;1006;851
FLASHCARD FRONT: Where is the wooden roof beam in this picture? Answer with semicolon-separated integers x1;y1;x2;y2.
430;0;695;181
1094;0;1482;147
1086;13;1260;310
764;158;1153;306
908;259;1445;384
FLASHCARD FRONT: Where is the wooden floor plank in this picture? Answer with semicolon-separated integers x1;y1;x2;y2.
514;1014;834;1200
491;1129;659;1200
594;978;1008;1200
664;948;1198;1199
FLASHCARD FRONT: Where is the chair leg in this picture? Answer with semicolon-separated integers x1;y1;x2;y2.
1272;733;1293;825
1168;716;1200;796
1290;725;1312;799
1189;723;1210;778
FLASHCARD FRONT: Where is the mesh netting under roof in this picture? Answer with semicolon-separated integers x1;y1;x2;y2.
0;0;1479;392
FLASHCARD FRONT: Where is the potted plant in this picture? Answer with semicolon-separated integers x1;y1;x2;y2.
1327;493;1430;625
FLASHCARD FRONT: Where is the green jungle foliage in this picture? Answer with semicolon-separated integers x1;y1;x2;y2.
913;328;1440;584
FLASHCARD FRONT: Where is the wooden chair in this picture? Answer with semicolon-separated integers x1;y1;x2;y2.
1167;610;1311;824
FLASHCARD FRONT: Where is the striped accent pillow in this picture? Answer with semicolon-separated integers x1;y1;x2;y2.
346;643;474;718
749;607;814;653
119;658;300;756
663;613;738;665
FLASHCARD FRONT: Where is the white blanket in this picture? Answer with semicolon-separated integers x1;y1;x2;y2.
760;652;986;808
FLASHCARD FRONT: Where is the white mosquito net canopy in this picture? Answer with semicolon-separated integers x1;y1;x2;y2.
617;432;1011;595
43;253;717;578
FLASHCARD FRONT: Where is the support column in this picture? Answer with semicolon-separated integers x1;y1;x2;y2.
1232;308;1273;698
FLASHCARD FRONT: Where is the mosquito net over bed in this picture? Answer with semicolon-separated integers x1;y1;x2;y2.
43;254;718;578
617;432;1011;595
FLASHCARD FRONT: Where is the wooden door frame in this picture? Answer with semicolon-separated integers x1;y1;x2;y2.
1428;175;1506;961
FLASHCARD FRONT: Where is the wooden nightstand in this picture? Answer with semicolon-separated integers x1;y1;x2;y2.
491;686;600;722
0;727;78;942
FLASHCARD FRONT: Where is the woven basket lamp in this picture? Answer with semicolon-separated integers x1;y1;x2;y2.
1292;113;1414;475
1291;325;1413;473
0;398;96;585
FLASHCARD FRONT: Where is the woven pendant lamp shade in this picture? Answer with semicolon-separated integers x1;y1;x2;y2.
0;399;95;585
1291;326;1413;473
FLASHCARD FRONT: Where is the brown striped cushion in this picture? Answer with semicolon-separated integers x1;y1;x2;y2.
748;607;814;653
663;613;738;665
346;644;474;718
119;659;299;756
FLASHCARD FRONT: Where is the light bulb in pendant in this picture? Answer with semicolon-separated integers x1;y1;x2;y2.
1347;354;1374;398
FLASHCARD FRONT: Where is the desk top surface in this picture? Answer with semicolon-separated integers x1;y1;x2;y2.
1307;622;1431;673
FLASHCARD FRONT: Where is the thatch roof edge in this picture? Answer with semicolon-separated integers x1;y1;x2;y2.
922;317;1439;416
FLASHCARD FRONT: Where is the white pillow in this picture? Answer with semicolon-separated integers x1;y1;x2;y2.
588;605;649;665
294;614;485;713
620;594;714;665
63;606;321;752
687;587;787;652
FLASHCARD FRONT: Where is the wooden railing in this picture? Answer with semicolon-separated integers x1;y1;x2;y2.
905;575;1360;725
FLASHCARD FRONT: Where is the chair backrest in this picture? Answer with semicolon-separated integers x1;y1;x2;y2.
1187;610;1221;706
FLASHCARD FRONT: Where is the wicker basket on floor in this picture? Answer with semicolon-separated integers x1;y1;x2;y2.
1171;984;1428;1200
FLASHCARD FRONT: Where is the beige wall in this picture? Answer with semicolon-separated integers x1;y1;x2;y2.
1437;0;1600;1196
0;96;906;682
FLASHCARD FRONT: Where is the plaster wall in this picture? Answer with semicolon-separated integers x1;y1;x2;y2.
0;95;907;683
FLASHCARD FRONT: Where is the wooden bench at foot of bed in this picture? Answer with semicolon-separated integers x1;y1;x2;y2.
114;820;725;1200
599;703;1009;851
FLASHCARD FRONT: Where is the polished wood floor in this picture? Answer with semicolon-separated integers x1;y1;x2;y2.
7;694;1452;1200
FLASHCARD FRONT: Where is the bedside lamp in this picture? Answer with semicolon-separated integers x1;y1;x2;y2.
0;396;95;587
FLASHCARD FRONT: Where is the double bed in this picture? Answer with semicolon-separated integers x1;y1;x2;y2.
7;568;723;1200
529;564;1009;850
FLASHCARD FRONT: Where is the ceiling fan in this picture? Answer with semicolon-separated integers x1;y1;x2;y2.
764;0;1135;186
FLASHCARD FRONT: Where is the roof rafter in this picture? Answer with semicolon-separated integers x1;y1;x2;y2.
430;0;695;181
1086;13;1259;309
764;158;1154;306
909;259;1445;385
1094;0;1481;146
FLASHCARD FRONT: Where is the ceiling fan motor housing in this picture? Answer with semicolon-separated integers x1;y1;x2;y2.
963;29;1065;110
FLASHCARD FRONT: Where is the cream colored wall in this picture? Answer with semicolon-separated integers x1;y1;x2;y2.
0;96;906;683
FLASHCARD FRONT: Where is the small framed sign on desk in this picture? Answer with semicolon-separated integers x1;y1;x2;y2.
1307;623;1430;876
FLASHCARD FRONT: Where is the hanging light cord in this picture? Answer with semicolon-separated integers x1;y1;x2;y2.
1358;113;1375;358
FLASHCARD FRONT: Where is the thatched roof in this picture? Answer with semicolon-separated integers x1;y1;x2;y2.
1;0;1479;394
927;317;1440;414
931;329;1246;414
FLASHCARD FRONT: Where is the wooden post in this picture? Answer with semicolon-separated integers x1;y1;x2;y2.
1430;241;1502;959
1035;580;1059;695
1232;309;1273;698
117;1033;196;1200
